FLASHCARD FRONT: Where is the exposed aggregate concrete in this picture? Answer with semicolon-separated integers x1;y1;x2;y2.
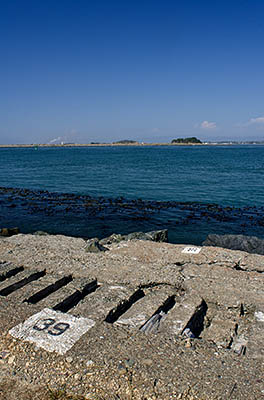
0;234;263;399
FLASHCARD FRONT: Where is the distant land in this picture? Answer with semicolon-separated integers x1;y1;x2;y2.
171;137;202;144
1;137;264;147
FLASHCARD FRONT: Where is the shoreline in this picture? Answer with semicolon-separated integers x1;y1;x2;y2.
0;142;263;148
1;185;264;246
0;142;204;148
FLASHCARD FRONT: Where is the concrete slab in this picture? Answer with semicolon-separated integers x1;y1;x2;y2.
0;235;264;399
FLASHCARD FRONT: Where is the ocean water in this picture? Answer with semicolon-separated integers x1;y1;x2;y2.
0;145;264;244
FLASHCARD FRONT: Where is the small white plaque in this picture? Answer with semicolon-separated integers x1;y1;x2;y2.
9;308;95;355
182;246;201;254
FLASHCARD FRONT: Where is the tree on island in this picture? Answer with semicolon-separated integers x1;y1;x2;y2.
171;137;202;144
113;140;139;144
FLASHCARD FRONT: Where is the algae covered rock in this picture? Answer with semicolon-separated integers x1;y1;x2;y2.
100;229;168;245
99;233;123;246
0;227;20;237
125;229;168;242
33;231;49;236
85;238;109;253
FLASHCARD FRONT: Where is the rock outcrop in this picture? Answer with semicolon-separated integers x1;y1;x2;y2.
203;233;264;255
99;229;168;246
0;227;19;237
85;237;109;253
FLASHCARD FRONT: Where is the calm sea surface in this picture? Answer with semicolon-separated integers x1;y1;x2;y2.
1;145;264;244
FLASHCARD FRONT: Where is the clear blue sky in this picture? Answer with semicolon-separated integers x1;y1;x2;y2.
1;0;264;144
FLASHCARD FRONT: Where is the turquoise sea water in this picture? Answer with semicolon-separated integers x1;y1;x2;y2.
1;145;264;244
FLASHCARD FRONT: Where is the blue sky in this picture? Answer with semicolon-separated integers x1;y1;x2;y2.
1;0;264;144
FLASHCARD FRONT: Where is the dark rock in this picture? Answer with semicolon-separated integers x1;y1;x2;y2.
33;231;49;236
203;234;264;255
126;229;168;242
0;227;20;237
126;231;150;241
146;229;168;242
85;238;109;253
99;233;124;246
99;229;168;245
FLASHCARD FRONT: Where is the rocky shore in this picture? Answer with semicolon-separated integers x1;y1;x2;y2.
0;233;264;399
2;186;264;246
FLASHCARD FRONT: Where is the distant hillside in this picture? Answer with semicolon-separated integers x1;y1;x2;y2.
171;137;202;144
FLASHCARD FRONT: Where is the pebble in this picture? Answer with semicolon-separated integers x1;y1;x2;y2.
86;360;94;367
124;358;135;368
185;339;192;348
142;359;153;366
66;356;73;363
117;332;127;340
8;356;15;364
0;351;10;360
85;394;97;400
117;363;127;375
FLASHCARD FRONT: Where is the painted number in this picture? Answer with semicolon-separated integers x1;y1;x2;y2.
48;322;70;336
182;246;201;254
33;318;70;336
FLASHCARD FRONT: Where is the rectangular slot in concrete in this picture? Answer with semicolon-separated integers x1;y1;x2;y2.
53;279;98;313
181;299;208;338
105;289;145;323
24;275;73;304
0;271;46;296
0;266;24;282
140;295;176;333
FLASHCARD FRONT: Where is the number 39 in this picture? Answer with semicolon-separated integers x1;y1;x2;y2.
33;318;70;336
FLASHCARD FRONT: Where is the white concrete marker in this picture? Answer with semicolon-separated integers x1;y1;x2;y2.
9;308;95;355
182;246;201;254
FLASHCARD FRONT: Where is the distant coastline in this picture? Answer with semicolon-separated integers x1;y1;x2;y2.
1;141;264;148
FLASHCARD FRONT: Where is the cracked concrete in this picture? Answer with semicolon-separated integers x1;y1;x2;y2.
0;234;263;399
